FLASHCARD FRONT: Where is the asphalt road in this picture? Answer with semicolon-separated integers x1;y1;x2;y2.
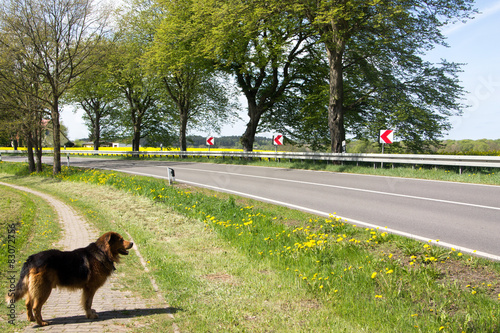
4;155;500;260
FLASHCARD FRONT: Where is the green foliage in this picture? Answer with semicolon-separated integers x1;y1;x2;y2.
0;0;480;157
437;139;500;155
64;40;123;147
168;0;320;151
278;0;476;152
118;0;239;150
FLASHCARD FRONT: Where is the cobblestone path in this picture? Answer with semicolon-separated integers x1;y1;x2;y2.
1;182;177;332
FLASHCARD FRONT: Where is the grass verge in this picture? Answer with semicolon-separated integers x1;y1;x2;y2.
1;161;499;332
0;180;61;332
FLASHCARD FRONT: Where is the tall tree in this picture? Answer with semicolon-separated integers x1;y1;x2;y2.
125;0;238;152
183;0;316;151
66;40;119;150
108;1;176;151
0;0;110;173
0;30;49;172
107;36;173;151
287;0;475;152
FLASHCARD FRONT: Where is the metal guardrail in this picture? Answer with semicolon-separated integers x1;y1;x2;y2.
2;149;500;170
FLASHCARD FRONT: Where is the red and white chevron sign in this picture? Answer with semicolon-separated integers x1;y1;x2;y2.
206;136;214;146
379;130;393;144
273;134;283;146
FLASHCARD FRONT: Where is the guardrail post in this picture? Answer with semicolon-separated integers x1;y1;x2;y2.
66;153;70;167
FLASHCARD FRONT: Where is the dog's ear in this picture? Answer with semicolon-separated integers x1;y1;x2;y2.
106;232;119;245
96;232;114;257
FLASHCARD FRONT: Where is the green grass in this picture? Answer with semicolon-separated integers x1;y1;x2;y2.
0;180;61;332
1;161;499;332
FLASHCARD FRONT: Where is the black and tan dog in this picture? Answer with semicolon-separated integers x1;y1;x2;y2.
6;232;133;326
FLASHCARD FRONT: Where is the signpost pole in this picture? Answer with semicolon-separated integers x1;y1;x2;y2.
381;143;385;168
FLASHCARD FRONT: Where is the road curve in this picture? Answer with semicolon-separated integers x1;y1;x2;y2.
4;156;500;260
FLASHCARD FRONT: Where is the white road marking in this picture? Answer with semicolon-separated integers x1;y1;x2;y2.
175;166;500;211
107;167;500;261
178;178;500;262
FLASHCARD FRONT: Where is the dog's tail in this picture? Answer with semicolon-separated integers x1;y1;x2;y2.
5;261;30;304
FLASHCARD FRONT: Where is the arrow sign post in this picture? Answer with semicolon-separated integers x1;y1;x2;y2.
379;130;393;144
379;130;393;158
273;134;283;146
206;136;214;151
273;134;283;153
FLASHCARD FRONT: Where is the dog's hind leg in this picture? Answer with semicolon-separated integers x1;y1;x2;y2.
25;294;35;322
82;287;98;319
30;274;52;326
31;287;51;326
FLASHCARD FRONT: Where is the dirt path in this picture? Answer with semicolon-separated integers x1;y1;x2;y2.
1;182;177;332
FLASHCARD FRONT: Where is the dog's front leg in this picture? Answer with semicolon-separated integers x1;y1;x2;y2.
82;287;98;319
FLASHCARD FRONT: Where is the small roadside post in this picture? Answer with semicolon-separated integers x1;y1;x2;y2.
167;167;175;185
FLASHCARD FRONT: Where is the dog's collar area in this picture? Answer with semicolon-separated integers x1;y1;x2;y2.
94;246;116;271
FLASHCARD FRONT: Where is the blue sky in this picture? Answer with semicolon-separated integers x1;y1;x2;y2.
427;0;500;140
62;1;500;141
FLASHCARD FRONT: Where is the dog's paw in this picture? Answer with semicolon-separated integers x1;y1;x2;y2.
86;309;99;319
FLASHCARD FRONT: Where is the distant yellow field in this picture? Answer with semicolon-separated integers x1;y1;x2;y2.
0;147;271;152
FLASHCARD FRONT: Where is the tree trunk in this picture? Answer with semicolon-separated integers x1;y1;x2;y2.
179;109;188;152
52;101;61;174
26;131;35;173
132;126;141;152
326;32;346;154
34;117;43;173
35;141;43;173
240;100;262;152
93;112;101;151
